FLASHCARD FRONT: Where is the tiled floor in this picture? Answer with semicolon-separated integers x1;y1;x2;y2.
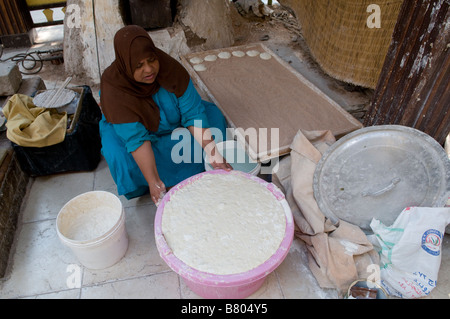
1;27;449;300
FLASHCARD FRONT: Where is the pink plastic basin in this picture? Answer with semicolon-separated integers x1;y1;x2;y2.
154;170;294;299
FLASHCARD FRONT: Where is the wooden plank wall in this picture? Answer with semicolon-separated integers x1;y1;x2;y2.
364;0;449;145
0;0;32;36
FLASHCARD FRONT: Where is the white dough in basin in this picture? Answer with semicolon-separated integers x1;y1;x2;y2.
161;173;286;275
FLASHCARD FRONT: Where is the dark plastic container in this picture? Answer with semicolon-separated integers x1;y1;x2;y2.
12;86;102;176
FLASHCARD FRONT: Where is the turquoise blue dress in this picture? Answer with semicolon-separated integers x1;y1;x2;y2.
99;79;227;199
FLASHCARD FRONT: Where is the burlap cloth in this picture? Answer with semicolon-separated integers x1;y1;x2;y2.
273;130;379;293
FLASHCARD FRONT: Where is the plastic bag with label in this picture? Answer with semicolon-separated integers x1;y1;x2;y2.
369;207;450;298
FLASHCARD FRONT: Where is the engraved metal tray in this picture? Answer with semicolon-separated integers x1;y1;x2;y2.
33;88;76;109
313;125;450;231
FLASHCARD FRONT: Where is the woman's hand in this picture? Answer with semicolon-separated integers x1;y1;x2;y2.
187;126;233;171
150;179;166;206
209;151;233;171
131;141;166;205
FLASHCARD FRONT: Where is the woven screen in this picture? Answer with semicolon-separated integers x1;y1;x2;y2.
281;0;403;88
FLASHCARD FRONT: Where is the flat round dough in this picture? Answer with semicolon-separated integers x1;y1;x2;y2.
204;54;217;62
193;64;207;72
162;173;286;275
218;51;231;59
246;50;260;57
189;57;203;64
259;52;272;60
232;50;245;57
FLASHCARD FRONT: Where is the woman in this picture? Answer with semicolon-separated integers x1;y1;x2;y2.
99;25;231;204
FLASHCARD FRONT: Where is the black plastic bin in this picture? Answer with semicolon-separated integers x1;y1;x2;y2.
12;86;102;176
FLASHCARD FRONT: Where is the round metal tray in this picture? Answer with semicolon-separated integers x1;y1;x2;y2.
33;89;76;109
313;125;450;231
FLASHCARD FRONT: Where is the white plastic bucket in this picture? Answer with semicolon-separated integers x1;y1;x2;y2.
205;140;261;176
56;191;128;269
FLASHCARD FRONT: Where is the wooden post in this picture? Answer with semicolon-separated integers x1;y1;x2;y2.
364;0;449;145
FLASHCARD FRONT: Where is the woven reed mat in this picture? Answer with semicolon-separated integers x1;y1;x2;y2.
281;0;403;89
182;43;362;162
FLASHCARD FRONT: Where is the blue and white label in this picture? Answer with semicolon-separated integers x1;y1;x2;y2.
421;229;442;256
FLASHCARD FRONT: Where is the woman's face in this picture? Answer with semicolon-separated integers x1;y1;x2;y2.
133;56;160;84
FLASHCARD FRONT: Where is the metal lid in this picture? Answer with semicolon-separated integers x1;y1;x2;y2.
313;125;450;231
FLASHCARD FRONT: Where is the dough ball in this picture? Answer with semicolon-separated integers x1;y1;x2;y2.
246;50;260;57
193;64;207;72
204;54;217;62
218;51;231;59
259;52;272;60
232;50;245;57
190;57;203;64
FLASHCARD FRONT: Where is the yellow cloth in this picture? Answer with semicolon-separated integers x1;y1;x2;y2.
3;94;67;147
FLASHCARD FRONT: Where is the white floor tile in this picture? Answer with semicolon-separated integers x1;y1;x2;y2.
0;219;79;298
80;272;180;299
23;289;81;299
21;171;95;223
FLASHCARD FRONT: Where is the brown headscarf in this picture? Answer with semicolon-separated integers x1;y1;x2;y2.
100;25;190;132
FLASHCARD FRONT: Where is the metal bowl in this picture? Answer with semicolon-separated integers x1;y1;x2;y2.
346;279;389;299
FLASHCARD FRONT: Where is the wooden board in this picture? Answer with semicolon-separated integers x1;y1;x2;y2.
182;43;363;161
